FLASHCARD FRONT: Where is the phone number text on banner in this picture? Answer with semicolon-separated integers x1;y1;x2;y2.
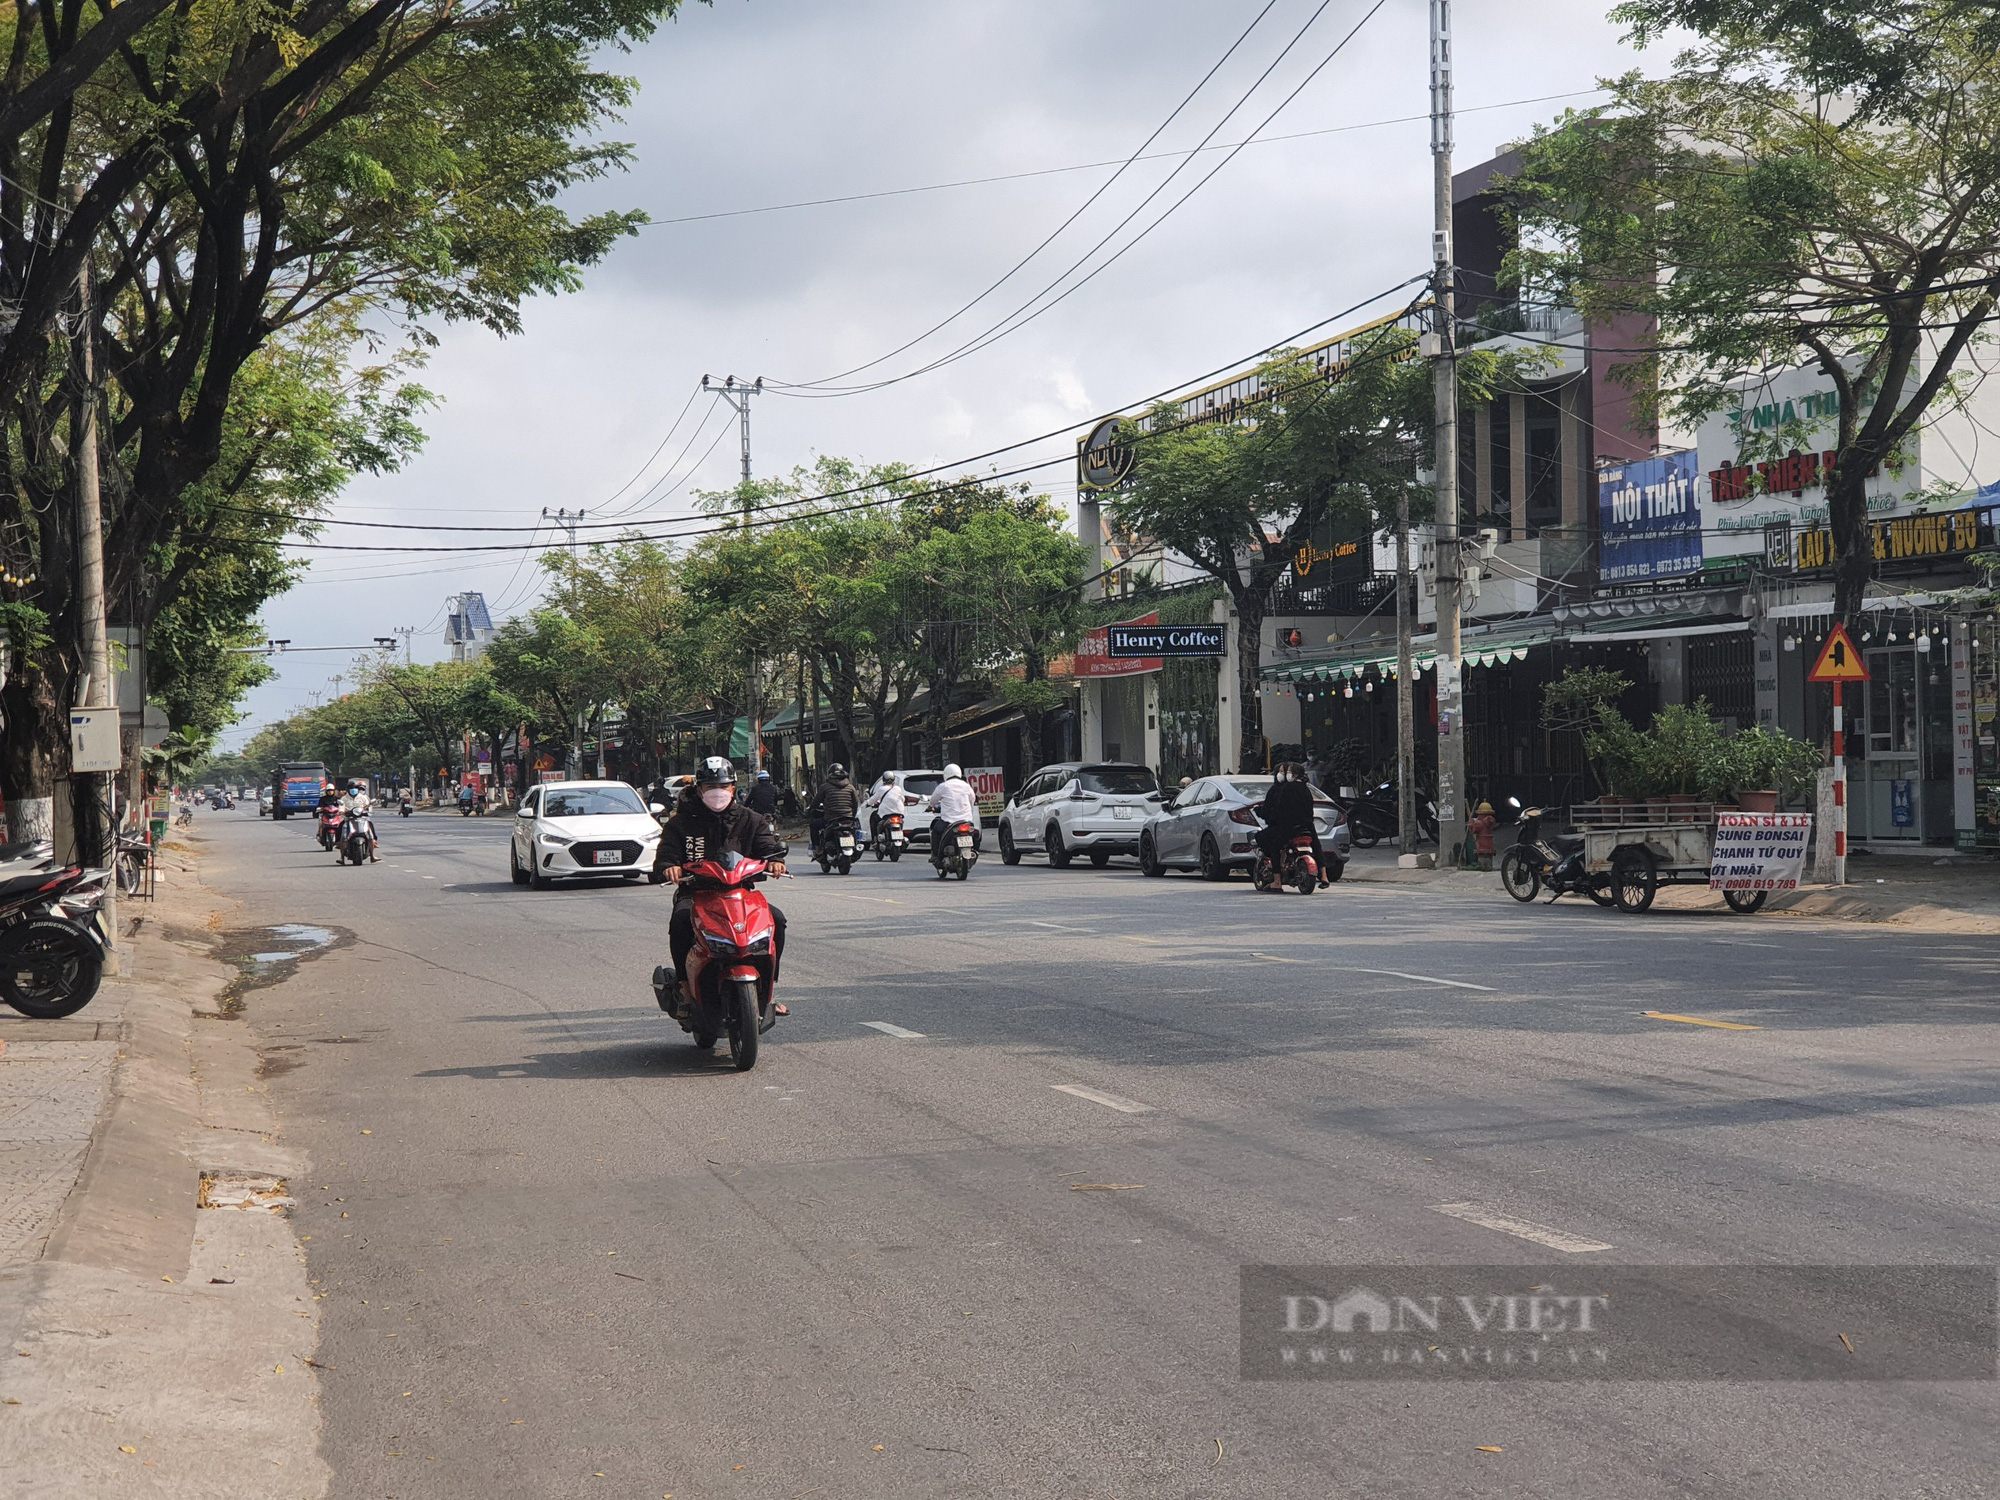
1708;813;1813;892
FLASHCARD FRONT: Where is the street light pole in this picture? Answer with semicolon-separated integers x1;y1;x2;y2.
704;374;766;775
1428;0;1467;866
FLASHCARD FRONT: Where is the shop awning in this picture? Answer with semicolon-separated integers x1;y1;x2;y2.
1261;622;1563;683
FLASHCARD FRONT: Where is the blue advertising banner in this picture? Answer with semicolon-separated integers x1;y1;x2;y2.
1598;450;1703;582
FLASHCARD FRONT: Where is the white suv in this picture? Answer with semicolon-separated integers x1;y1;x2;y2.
860;769;945;849
997;762;1162;869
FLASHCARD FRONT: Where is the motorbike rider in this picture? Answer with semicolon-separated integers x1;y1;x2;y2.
654;757;788;1006
923;763;982;855
1253;762;1324;889
746;768;780;823
809;763;859;860
339;780;380;861
877;772;908;833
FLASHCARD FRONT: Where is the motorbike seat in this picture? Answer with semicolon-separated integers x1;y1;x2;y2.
0;868;60;902
1547;832;1585;855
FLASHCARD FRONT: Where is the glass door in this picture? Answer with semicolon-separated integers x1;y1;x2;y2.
1859;646;1921;841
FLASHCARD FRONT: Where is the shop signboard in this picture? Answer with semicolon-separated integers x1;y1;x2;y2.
1108;622;1225;657
1708;813;1813;892
1597;450;1703;581
1077;612;1163;677
966;767;1007;819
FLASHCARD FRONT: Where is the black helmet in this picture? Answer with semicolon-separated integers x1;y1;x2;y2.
696;756;734;788
828;763;847;779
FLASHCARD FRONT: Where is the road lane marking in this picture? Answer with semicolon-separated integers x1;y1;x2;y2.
859;1021;925;1039
1352;968;1496;992
1051;1084;1153;1114
1431;1202;1613;1253
1644;1011;1761;1030
1251;952;1304;963
1120;935;1167;945
1028;921;1091;932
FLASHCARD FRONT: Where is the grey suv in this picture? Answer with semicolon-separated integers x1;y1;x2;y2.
997;762;1162;869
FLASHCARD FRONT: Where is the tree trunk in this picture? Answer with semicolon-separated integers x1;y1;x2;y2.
0;652;66;842
1232;586;1265;773
1827;457;1874;627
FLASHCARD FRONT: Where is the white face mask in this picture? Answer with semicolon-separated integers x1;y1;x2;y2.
700;787;733;811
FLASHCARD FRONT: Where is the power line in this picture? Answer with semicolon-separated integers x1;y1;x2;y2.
646;89;1607;231
772;0;1391;400
765;0;1288;396
219;274;1425;540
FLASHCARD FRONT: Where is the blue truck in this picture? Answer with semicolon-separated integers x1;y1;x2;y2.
271;762;329;820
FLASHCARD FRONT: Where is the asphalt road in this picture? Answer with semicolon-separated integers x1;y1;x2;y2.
192;806;1998;1499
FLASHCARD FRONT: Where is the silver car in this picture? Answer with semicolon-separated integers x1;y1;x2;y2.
1138;775;1350;881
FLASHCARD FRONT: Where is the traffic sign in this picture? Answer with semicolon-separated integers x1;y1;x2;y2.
1807;623;1870;683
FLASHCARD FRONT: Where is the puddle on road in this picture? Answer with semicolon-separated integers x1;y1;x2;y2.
203;923;351;1018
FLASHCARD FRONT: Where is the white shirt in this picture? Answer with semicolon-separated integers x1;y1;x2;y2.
925;777;979;822
340;790;372;816
878;783;908;817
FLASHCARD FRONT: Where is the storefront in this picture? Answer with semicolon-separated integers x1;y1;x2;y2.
1961;615;2000;849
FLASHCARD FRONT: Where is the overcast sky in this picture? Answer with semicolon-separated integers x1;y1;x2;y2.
228;0;1661;747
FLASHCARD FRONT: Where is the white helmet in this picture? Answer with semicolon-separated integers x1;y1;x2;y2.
942;763;962;780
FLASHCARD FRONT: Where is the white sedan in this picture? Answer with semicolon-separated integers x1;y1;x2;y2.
509;780;662;890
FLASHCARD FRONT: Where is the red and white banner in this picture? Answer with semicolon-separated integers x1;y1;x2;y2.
1075;611;1163;678
966;767;1007;818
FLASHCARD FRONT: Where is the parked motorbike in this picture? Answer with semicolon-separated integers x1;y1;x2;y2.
340;813;378;866
1253;833;1322;895
930;819;978;881
1335;781;1439;848
650;852;780;1071
0;860;110;1018
873;813;906;862
815;818;858;876
317;806;343;851
1499;801;1613;906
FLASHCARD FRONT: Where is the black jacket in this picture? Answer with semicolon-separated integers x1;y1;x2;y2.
1256;778;1317;839
813;776;859;821
654;788;786;873
746;781;779;816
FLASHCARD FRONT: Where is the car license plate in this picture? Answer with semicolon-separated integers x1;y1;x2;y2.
1112;805;1133;819
593;850;622;866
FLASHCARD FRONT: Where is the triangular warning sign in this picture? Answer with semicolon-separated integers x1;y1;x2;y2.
1808;623;1870;683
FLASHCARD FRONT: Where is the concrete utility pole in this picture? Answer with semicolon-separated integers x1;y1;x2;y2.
704;374;765;774
1428;0;1467;866
541;508;587;775
394;625;417;666
1396;485;1418;858
72;182;114;951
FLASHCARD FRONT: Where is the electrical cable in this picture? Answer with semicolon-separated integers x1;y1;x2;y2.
775;0;1387;400
764;0;1287;395
210;274;1427;537
648;89;1607;230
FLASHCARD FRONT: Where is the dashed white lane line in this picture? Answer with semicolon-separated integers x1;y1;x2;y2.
1352;968;1496;992
1052;1083;1153;1114
859;1021;925;1039
1028;921;1092;932
1431;1202;1613;1253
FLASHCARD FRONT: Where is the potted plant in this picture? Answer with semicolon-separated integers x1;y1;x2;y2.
1726;726;1823;812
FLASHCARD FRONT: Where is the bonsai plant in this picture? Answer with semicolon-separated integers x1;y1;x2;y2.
1726;726;1824;811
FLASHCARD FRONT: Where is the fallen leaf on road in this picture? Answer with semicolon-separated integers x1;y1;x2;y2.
161;1276;174;1284
1213;1438;1224;1468
1838;1333;1855;1353
872;1446;884;1453
613;1271;648;1283
733;1465;746;1471
510;1420;523;1425
303;1359;334;1371
275;1365;284;1374
361;1130;372;1135
1476;1446;1505;1453
1069;1184;1143;1192
209;1278;234;1285
119;1446;136;1453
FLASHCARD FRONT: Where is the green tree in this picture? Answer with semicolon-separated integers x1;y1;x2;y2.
1510;0;2000;623
1113;331;1520;768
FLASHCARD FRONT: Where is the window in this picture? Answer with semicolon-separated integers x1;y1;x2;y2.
1525;392;1562;534
1195;781;1224;805
900;775;943;799
1079;767;1158;795
542;786;647;818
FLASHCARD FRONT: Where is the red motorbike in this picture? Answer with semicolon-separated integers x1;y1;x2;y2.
1253;833;1321;896
317;805;343;852
651;852;780;1071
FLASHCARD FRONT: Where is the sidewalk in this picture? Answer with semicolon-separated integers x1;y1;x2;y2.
0;840;327;1495
1340;842;2000;933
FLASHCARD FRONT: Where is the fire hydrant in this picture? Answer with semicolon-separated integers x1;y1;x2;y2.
1469;801;1498;872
